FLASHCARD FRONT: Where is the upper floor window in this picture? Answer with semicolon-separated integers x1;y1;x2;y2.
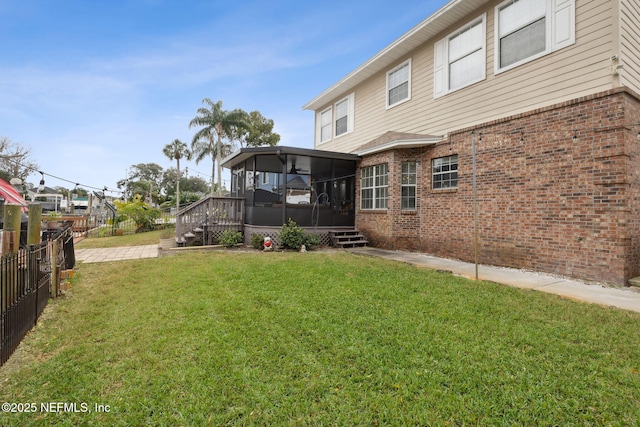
335;93;355;138
495;0;575;74
401;161;417;210
386;59;411;108
432;155;458;190
315;93;355;145
434;15;486;98
361;164;388;209
319;107;332;144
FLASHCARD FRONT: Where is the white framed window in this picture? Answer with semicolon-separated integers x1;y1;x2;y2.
317;107;332;144
495;0;575;74
360;164;388;209
386;59;411;108
334;93;355;138
401;161;417;210
434;15;486;98
432;155;458;190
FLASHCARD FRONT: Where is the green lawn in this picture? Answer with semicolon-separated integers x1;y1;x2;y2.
1;251;639;426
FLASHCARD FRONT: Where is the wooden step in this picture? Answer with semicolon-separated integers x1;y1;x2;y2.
329;230;368;248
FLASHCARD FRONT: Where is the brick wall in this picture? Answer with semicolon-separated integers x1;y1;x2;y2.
356;89;640;286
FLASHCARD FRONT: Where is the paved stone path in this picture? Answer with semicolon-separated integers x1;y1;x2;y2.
75;244;159;263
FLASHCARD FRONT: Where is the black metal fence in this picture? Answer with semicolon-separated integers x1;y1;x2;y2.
83;209;175;238
0;226;73;366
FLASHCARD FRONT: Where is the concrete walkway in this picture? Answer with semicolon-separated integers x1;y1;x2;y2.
75;244;159;263
347;247;640;314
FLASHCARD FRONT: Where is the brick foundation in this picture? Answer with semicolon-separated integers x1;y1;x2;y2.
356;89;640;286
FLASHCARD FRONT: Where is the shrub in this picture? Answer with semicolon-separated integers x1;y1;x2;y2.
251;233;265;250
278;219;322;250
114;195;161;233
278;219;305;250
219;229;243;248
304;233;320;249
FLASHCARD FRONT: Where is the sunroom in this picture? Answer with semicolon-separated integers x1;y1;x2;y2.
221;146;359;245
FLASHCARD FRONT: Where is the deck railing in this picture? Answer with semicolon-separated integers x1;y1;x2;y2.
177;196;245;245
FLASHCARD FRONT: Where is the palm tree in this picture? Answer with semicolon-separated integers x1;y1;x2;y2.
189;99;248;196
163;139;191;243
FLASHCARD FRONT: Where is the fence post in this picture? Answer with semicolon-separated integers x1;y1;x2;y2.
51;238;59;299
27;204;43;246
3;204;22;254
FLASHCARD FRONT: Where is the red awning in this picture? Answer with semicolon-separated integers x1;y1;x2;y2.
0;178;29;212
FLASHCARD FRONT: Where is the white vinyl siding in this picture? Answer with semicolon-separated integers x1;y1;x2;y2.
312;0;609;156
495;0;575;74
386;59;411;108
620;0;640;94
434;15;486;98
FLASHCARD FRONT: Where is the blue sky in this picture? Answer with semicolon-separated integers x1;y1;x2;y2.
1;0;447;195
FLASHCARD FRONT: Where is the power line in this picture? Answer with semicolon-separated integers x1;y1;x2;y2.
1;156;122;194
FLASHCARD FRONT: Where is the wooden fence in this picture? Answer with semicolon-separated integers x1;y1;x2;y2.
0;225;74;366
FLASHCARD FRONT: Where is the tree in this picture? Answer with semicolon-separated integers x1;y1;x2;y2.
162;139;191;210
189;99;249;196
163;139;191;243
117;163;164;203
232;111;280;148
0;136;39;183
162;169;209;198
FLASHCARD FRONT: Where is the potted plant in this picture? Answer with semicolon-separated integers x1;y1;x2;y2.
158;226;177;250
43;211;63;229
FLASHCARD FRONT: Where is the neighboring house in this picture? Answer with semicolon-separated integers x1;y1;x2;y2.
25;186;65;213
303;0;640;286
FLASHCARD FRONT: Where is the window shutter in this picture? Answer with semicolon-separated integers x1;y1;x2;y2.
347;93;355;133
552;0;575;50
315;110;322;146
433;38;447;98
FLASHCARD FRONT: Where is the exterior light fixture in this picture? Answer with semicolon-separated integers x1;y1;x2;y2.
38;172;45;193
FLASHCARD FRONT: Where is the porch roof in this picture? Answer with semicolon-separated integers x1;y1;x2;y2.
352;131;443;156
221;146;360;169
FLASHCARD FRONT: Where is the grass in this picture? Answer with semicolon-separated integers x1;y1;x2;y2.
1;251;639;426
75;227;171;249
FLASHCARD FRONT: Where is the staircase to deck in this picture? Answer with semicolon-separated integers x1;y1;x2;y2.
176;196;244;246
329;229;368;248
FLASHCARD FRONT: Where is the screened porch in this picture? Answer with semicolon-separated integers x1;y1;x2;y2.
222;146;359;229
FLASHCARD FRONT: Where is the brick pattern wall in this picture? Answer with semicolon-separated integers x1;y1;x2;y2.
356;89;640;286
